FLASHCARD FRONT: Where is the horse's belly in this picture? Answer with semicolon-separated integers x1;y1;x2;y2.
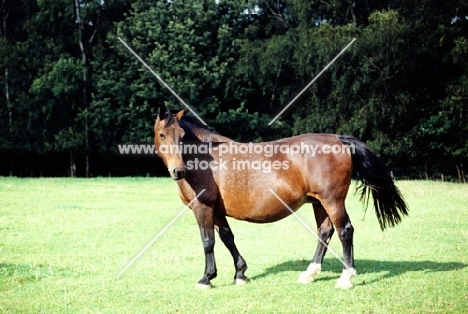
210;150;312;223
219;179;307;223
226;205;299;223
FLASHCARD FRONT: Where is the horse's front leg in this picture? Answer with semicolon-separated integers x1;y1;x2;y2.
193;205;217;289
215;215;248;285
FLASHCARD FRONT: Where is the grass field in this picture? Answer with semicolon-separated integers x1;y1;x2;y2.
0;177;467;313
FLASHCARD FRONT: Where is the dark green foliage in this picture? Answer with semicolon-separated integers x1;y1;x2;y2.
0;0;467;179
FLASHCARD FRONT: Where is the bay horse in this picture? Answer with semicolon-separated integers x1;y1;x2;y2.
153;106;408;289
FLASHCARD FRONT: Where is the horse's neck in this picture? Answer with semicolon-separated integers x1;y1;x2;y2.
197;129;233;142
185;124;233;143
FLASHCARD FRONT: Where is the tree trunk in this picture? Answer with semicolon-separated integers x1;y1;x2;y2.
74;0;89;177
456;162;466;184
69;151;76;177
5;68;12;176
348;0;357;26
2;0;12;176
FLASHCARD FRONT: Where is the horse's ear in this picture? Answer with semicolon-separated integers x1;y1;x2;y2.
158;104;167;120
174;108;189;120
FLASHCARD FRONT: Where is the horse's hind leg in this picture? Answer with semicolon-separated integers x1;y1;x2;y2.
215;215;249;285
335;219;356;289
321;199;356;289
298;202;334;284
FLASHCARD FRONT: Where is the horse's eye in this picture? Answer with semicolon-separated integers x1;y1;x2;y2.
159;133;166;139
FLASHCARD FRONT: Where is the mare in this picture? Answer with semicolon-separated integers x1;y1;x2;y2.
153;106;408;289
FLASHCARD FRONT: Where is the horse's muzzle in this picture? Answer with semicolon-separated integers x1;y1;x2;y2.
171;167;186;180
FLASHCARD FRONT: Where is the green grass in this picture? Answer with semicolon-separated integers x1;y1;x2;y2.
0;178;467;313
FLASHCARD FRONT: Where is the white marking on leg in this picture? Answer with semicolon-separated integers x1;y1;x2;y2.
195;282;212;290
234;278;249;285
335;268;357;289
297;262;321;284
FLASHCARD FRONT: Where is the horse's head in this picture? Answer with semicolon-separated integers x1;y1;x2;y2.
154;106;188;180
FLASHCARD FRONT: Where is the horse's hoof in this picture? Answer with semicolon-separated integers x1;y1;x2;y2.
297;271;314;284
334;279;354;289
234;277;249;285
195;282;212;290
334;268;356;289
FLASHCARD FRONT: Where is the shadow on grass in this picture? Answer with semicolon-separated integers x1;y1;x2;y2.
250;259;467;285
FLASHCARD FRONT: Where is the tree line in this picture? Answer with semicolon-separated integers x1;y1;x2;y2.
0;0;467;181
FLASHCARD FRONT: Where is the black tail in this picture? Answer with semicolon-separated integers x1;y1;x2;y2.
339;135;409;230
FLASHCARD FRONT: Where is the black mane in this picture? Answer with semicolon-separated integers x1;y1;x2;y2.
166;108;217;133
